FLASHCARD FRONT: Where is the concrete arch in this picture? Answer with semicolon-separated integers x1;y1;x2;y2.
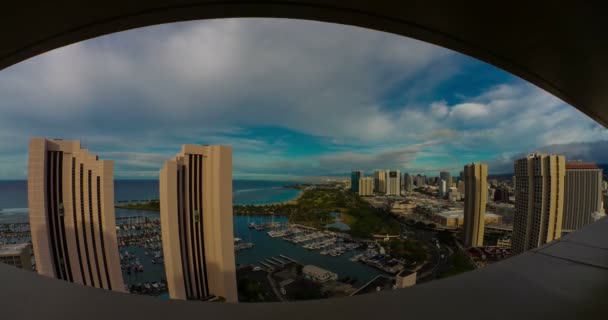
1;2;608;319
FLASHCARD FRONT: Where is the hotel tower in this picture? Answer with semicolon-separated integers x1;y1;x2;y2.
159;145;237;302
512;154;565;255
563;162;603;232
463;163;488;247
28;138;124;291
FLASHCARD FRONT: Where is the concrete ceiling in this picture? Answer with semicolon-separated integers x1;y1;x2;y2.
1;2;608;318
1;1;607;128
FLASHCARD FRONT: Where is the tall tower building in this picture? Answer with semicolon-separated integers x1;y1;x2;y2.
440;171;452;188
457;180;465;200
374;170;387;194
160;145;237;302
415;175;426;188
404;173;414;191
351;171;364;193
438;180;447;198
28;138;124;291
563;162;603;231
358;177;374;196
386;170;401;196
463;163;488;247
512;154;565;255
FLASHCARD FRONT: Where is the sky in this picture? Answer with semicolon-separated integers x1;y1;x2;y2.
0;18;607;180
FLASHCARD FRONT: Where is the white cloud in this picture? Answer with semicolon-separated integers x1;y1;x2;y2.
0;19;605;179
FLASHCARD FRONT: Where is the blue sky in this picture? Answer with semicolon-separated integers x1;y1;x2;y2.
0;18;607;180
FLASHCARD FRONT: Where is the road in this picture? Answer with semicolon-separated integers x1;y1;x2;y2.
391;215;452;283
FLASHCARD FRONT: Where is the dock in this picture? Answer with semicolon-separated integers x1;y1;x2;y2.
279;255;298;263
270;257;285;265
265;259;281;267
259;261;274;270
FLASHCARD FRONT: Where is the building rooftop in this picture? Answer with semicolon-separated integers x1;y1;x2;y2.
565;162;599;169
0;243;29;256
435;210;463;219
351;275;395;296
302;265;335;277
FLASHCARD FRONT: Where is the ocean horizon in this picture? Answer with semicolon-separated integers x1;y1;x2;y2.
0;179;303;223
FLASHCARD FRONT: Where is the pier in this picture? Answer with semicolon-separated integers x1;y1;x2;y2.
279;255;298;263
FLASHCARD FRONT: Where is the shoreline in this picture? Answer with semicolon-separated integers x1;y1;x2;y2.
114;188;306;213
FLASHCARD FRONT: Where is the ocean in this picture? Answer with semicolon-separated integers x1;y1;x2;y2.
0;180;384;289
0;180;302;222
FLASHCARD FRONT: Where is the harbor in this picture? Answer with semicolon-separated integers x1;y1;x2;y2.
237;215;394;285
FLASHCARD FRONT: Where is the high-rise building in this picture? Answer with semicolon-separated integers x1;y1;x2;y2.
159;145;237;302
438;180;447;198
0;243;32;270
440;171;452;188
448;187;460;202
374;170;387;194
404;173;414;191
415;175;426;188
463;163;488;247
459;171;464;183
386;170;401;196
512;154;565;255
351;171;364;193
457;180;465;200
493;186;510;202
563;162;603;231
358;177;374;196
28;138;124;291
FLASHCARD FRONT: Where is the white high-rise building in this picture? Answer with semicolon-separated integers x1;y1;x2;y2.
440;171;452;188
386;170;401;196
438;180;447;198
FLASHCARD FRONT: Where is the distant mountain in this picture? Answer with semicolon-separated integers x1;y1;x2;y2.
488;173;513;181
488;164;608;181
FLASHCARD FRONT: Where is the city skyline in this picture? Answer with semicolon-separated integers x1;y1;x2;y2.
0;19;607;180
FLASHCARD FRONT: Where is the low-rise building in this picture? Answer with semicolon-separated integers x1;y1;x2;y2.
395;269;416;288
0;243;32;270
496;237;512;249
432;210;503;227
432;210;464;227
302;265;338;283
484;212;503;225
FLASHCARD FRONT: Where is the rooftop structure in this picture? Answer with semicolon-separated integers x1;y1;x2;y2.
0;243;32;270
302;265;338;283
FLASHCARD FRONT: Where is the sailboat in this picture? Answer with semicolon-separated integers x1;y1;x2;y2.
247;215;256;228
